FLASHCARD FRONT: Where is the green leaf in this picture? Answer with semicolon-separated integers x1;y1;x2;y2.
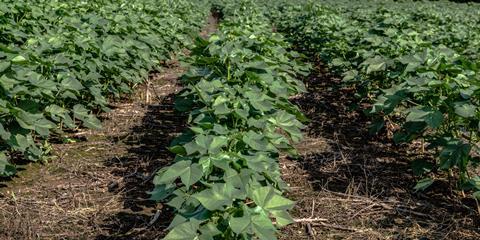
438;140;471;170
155;161;202;188
367;61;386;74
169;145;186;155
0;123;11;140
163;220;200;240
168;214;188;230
473;191;480;200
368;119;385;135
411;159;434;176
0;62;10;73
193;183;238;210
342;70;358;81
414;178;434;192
454;103;476;118
61;78;84;91
180;163;203;188
229;211;277;240
185;135;228;155
406;108;443;128
271;210;294;227
0;152;16;177
199;222;222;240
364;56;386;74
11;55;27;63
230;215;252;234
9;134;33;152
252;186;294;211
73;104;102;129
149;184;175;201
243;131;273;151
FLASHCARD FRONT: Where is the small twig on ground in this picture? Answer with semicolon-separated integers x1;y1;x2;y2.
145;78;151;104
311;222;364;232
306;223;316;240
293;217;328;223
349;203;378;220
395;207;433;219
310;199;316;218
148;210;161;226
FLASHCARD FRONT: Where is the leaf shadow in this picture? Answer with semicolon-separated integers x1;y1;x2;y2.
96;93;185;240
286;65;480;238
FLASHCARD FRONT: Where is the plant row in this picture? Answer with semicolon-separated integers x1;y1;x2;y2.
264;0;480;196
150;0;310;239
0;0;210;176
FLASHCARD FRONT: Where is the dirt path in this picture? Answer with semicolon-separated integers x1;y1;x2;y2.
280;65;480;240
0;15;218;240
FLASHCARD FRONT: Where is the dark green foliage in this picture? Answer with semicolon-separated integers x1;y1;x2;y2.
150;1;310;239
0;0;209;175
264;0;480;196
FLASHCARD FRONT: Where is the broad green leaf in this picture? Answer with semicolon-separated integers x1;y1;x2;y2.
199;222;222;240
243;131;272;151
61;78;84;91
406;108;443;128
252;186;294;211
11;55;27;63
180;163;203;188
0;62;10;73
0;123;11;140
149;184;175;201
168;214;188;230
230;215;252;234
369;119;385;135
454;103;476;118
163;220;200;240
342;70;358;81
0;152;16;177
229;211;277;240
473;191;480;200
185;135;228;155
155;161;202;188
271;210;294;227
73;104;102;129
438;140;471;170
414;178;434;192
367;61;386;74
411;159;434;176
193;183;238;210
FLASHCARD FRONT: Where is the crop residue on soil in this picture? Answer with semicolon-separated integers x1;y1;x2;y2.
279;65;480;240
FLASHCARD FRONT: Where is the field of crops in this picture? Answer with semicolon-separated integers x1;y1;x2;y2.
0;0;209;176
1;0;480;239
266;0;480;197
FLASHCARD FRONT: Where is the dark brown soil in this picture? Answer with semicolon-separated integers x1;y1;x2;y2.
279;65;480;240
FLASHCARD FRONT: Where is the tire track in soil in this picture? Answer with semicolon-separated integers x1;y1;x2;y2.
279;65;480;240
0;14;218;240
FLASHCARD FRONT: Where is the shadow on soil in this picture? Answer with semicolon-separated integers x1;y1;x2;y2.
96;93;185;240
286;65;480;239
96;13;217;240
292;71;417;198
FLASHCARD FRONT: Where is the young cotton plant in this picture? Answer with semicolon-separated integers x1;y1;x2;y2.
150;1;310;239
265;0;480;197
0;0;209;176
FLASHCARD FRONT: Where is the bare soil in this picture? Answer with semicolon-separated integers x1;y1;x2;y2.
280;65;480;240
